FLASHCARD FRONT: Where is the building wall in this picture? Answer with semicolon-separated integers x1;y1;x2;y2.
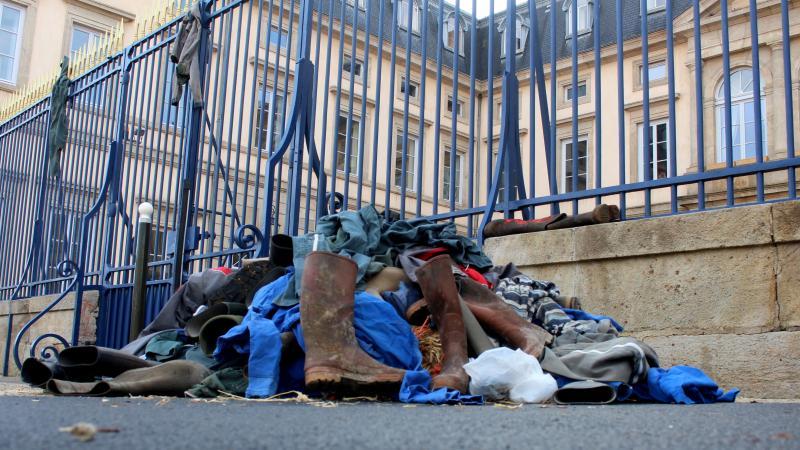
1;0;799;283
0;0;163;105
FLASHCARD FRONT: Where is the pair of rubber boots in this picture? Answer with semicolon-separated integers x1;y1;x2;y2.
415;255;552;393
483;204;620;239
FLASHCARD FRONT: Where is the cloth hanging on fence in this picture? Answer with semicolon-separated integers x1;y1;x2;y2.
47;56;70;177
170;3;207;107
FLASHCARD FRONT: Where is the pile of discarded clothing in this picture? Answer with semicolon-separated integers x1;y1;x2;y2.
22;205;739;405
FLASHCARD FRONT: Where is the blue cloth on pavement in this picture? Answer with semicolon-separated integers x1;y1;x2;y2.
562;308;624;332
400;370;483;405
216;269;480;404
633;366;739;404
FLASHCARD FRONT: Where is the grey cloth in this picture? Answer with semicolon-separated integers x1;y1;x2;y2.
540;337;659;385
170;4;207;107
46;360;210;397
140;269;229;337
47;56;70;177
121;329;182;356
553;380;618;405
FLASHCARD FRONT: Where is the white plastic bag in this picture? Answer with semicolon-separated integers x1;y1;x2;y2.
463;347;557;403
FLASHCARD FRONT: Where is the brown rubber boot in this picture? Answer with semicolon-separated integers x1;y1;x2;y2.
482;213;566;239
415;255;469;393
546;204;613;230
300;252;405;393
458;277;553;359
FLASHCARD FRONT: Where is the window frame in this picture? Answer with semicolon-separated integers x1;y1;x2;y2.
342;54;365;83
262;25;289;50
399;76;419;100
0;0;25;85
447;96;465;119
565;0;592;38
499;14;529;58
393;132;420;192
442;146;465;204
162;67;188;129
714;67;768;163
564;81;588;102
336;114;361;175
346;0;366;10
560;134;589;193
646;0;666;13
638;60;667;86
637;120;671;182
69;23;103;57
443;13;466;57
396;0;421;35
253;88;286;151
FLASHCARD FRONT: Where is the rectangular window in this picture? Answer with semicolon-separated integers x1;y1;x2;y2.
394;133;418;191
447;97;464;118
647;0;666;12
0;1;24;84
638;121;670;181
253;89;285;150
561;136;588;192
442;147;464;203
336;115;360;174
263;26;288;49
346;0;366;9
342;55;364;81
565;0;591;37
70;25;102;57
399;77;419;99
163;69;187;127
639;61;667;84
564;81;587;102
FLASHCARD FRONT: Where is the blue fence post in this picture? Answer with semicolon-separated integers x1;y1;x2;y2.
171;0;213;292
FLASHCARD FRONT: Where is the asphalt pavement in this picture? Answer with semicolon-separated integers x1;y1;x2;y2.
0;394;798;450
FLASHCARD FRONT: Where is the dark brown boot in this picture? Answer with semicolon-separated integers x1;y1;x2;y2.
300;252;405;393
482;213;566;238
546;204;613;230
458;277;553;359
415;255;469;393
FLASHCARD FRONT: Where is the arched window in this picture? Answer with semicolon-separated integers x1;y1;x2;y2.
498;14;529;57
715;67;767;162
443;13;466;56
396;0;421;34
564;0;592;37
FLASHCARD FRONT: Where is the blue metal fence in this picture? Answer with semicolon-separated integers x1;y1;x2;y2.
0;0;798;372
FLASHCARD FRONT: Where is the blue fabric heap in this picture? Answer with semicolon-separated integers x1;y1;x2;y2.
214;269;481;404
633;366;740;404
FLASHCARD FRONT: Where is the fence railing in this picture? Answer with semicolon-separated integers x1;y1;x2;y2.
0;0;798;373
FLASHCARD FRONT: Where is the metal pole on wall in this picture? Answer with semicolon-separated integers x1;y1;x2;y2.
129;202;153;342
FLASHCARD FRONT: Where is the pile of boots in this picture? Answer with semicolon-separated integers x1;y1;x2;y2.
412;255;553;393
483;204;620;239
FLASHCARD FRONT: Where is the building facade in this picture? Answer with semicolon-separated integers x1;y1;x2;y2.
0;0;799;296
